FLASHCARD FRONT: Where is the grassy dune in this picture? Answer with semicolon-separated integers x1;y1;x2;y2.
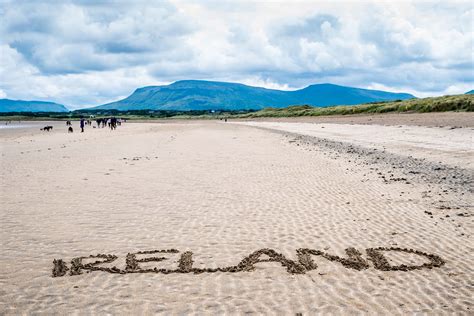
236;94;474;118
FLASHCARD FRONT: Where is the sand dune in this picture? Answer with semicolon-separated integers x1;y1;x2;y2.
1;120;472;314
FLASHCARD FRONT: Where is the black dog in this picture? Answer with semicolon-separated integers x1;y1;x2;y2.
41;126;53;131
68;126;73;133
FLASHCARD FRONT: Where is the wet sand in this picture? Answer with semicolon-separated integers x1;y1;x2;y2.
1;117;473;314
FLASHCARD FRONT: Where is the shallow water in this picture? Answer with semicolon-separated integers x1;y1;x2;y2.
0;121;64;138
0;124;37;129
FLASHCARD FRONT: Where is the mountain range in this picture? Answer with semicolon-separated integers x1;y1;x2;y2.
6;81;473;113
92;80;415;111
0;99;69;112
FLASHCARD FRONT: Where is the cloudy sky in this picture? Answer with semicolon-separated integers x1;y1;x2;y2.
0;0;472;108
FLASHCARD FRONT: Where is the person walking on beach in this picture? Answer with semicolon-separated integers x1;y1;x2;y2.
80;118;85;133
110;117;117;130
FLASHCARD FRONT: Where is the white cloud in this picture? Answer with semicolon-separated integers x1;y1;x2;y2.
0;0;472;108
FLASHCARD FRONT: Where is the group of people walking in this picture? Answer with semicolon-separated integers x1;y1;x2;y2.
67;117;124;133
95;117;123;130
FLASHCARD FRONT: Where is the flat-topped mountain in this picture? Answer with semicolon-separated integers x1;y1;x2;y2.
0;99;69;112
92;80;415;111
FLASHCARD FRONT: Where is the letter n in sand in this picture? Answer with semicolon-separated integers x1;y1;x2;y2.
296;248;369;271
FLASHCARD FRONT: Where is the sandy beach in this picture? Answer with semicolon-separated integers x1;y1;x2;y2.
1;116;473;314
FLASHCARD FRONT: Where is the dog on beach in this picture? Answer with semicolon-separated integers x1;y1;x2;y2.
41;126;53;131
68;126;73;133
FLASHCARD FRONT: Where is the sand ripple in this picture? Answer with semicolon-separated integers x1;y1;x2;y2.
1;121;472;314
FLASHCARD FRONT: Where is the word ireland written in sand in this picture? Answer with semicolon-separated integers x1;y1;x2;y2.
52;247;445;277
